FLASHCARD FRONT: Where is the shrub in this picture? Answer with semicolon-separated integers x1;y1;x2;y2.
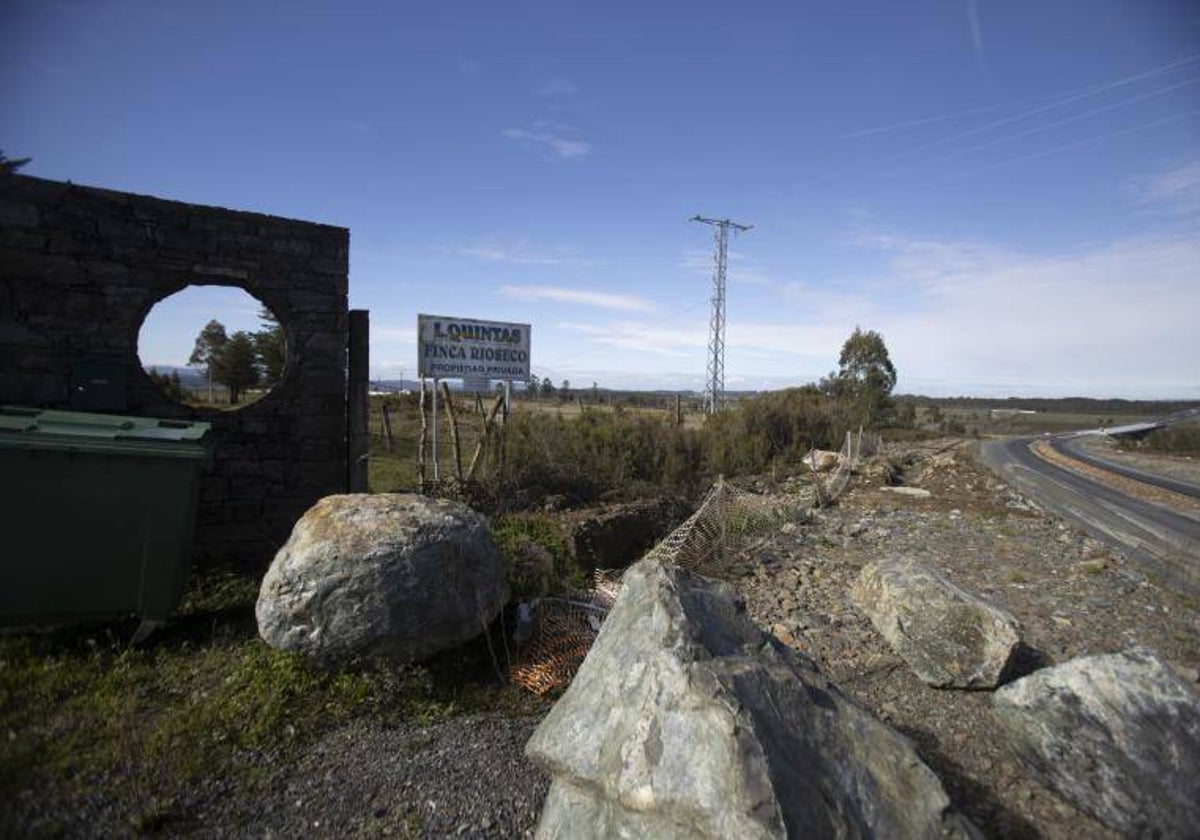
1138;424;1200;454
503;410;708;502
702;387;858;476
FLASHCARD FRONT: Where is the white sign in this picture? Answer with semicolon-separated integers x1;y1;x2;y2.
417;314;531;381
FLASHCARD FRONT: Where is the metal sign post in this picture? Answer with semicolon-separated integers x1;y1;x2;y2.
431;377;439;481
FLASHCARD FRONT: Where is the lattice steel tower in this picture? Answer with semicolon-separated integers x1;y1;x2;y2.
691;215;752;414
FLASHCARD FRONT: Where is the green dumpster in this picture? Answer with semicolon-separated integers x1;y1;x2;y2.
0;406;215;626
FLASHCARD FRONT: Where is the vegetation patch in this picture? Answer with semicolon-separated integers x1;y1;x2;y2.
0;563;541;831
492;512;588;599
1133;423;1200;455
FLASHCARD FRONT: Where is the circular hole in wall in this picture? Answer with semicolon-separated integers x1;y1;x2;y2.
138;285;287;410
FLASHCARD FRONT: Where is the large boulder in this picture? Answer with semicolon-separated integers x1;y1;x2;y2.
257;493;507;663
993;648;1200;837
525;559;977;839
852;558;1020;689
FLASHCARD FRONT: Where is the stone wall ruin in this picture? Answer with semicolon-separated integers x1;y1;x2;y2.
0;174;352;569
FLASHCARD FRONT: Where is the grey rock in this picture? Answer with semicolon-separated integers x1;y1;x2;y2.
880;486;932;498
526;559;977;839
257;493;507;663
993;648;1200;838
852;558;1021;689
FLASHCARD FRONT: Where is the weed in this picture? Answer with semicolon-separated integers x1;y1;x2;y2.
1078;560;1106;576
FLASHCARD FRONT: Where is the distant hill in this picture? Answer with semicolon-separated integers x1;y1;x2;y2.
144;365;207;388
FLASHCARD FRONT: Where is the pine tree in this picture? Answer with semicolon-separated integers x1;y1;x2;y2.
253;307;286;385
0;151;32;175
220;331;260;404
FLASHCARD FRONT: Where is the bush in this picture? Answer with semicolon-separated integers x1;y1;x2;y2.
702;387;858;476
433;387;883;513
503;410;708;503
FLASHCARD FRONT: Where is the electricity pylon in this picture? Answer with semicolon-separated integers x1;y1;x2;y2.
691;215;752;414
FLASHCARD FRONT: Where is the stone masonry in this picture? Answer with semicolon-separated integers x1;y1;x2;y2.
0;174;350;570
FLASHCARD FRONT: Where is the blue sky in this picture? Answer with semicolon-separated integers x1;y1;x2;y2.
4;0;1199;398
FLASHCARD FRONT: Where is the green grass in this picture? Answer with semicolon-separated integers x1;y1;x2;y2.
366;392;493;492
0;562;544;831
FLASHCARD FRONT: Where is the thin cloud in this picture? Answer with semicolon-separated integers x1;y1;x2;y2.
680;248;772;286
966;0;986;72
557;320;703;357
502;285;654;312
855;230;1200;396
535;78;579;97
502;121;592;160
1128;158;1200;215
460;241;566;265
558;316;843;361
374;326;417;343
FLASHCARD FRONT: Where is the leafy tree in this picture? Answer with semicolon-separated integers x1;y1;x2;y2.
189;319;229;401
253;307;286;385
822;326;897;427
541;377;555;398
0;151;31;175
560;379;571;403
217;331;260;404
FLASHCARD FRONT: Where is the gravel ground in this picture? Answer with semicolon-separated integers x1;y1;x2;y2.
6;711;551;839
10;439;1199;838
186;713;550;838
736;440;1200;838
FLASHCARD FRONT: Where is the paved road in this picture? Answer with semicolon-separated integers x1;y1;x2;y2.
980;436;1200;599
1052;436;1200;500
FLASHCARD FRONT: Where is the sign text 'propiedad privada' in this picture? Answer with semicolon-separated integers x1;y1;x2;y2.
417;314;531;381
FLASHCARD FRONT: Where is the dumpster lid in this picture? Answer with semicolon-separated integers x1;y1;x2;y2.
0;406;212;443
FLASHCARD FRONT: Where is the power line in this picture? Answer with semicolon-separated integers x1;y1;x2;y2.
908;75;1200;171
874;52;1200;169
691;215;752;415
806;51;1200;190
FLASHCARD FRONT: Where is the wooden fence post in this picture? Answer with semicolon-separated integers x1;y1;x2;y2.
418;381;428;485
441;380;464;482
381;401;394;453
